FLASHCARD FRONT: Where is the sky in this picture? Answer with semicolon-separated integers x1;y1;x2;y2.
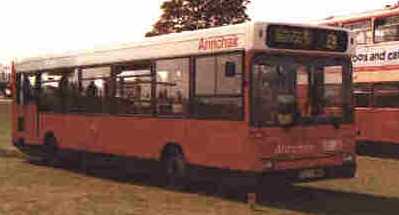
0;0;396;64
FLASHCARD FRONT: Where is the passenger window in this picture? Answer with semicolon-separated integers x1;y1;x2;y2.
374;84;399;108
193;53;243;120
39;70;65;112
375;16;399;43
156;58;189;116
354;84;372;107
195;57;216;95
216;54;242;95
195;54;242;96
17;73;37;105
39;69;76;112
343;20;372;44
114;62;153;115
80;67;112;113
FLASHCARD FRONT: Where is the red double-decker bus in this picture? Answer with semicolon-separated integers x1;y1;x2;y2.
321;3;399;155
11;22;356;187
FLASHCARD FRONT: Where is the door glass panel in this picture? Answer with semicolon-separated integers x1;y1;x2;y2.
252;55;350;127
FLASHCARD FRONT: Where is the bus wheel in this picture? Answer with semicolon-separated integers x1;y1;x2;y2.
43;134;60;167
338;165;356;178
162;147;187;189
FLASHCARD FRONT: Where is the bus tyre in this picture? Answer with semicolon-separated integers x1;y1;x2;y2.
162;148;187;189
333;165;356;178
43;134;59;167
342;165;356;178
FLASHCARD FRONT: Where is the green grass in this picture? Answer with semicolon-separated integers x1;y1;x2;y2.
0;100;11;149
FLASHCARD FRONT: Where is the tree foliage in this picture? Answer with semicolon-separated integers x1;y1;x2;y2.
146;0;250;37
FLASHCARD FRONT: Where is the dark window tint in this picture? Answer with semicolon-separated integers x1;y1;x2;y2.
374;84;399;107
16;72;37;105
39;69;76;112
354;84;372;107
39;67;112;113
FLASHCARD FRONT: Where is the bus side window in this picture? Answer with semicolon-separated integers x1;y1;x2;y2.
114;62;153;115
80;66;112;113
375;15;399;43
156;58;189;116
40;70;61;112
354;84;372;107
373;84;399;108
21;73;36;105
343;20;372;44
193;53;243;120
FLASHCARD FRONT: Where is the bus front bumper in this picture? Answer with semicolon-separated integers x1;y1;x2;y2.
259;163;357;183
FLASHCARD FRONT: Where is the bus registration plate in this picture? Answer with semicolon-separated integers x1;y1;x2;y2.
298;169;325;180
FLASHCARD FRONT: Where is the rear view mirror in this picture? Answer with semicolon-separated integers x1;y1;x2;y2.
225;61;236;77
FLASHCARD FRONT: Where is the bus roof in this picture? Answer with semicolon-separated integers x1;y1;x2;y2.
320;4;399;24
15;21;353;73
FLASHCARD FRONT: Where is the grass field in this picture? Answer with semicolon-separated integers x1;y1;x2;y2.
1;102;399;214
0;100;11;149
1;157;399;214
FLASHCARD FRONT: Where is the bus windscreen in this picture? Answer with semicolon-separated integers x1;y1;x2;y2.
266;24;348;52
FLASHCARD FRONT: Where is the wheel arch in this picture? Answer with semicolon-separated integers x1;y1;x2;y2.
43;131;57;146
160;142;185;161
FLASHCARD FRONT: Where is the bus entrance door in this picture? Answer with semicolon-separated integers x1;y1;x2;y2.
16;72;40;144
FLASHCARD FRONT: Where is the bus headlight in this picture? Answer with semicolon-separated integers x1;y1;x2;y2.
5;88;11;97
263;160;274;170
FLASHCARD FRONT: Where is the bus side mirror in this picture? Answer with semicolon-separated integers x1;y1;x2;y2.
225;62;236;77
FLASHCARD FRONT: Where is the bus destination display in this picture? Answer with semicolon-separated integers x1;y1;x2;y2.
266;24;348;52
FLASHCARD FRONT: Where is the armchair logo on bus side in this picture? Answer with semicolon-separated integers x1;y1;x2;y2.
198;35;239;51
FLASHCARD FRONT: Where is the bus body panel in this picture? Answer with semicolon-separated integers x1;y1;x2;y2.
356;108;399;143
249;125;355;171
38;114;256;171
13;111;354;173
320;5;399;152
